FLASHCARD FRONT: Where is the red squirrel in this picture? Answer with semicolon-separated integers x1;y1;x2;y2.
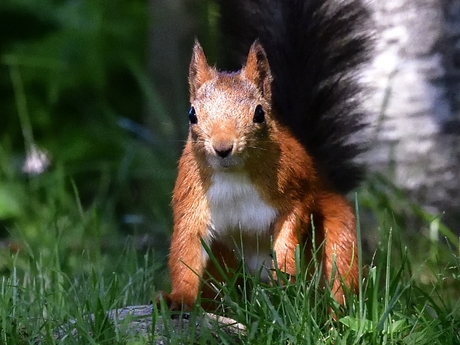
159;0;370;311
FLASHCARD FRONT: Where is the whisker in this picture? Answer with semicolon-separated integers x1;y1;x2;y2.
246;146;269;152
188;140;207;144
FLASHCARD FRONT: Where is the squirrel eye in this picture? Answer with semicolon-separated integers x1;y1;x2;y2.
189;107;198;124
253;104;265;123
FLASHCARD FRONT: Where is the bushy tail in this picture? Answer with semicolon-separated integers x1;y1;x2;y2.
217;0;371;193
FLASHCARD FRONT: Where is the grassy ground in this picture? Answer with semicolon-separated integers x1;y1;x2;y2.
1;191;459;344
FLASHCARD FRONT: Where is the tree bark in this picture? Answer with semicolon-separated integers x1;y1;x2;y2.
365;0;460;231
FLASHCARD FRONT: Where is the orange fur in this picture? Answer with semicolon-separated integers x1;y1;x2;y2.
158;41;358;311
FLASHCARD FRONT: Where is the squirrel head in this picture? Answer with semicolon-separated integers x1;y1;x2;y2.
187;40;276;171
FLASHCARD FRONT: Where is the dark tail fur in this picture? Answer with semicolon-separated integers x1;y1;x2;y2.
217;0;371;193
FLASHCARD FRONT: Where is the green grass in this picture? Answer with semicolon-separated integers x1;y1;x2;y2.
1;200;459;344
0;243;160;344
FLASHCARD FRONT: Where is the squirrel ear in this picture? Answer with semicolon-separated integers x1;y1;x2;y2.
242;41;273;101
189;40;215;99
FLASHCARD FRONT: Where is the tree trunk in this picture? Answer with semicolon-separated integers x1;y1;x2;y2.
365;0;460;231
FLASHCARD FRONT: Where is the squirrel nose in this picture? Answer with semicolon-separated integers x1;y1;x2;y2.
213;143;233;158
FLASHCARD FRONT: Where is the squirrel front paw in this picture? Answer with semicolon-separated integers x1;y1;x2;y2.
155;291;193;312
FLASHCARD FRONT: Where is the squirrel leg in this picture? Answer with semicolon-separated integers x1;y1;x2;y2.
158;226;209;311
272;212;306;280
271;198;357;305
318;193;358;304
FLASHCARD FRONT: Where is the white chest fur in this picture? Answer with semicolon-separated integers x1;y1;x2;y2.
206;171;278;236
205;171;278;279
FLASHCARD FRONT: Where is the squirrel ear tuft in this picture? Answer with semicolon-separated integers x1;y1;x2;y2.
243;40;273;101
189;40;215;99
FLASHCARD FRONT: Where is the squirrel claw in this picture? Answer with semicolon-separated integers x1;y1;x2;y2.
155;291;192;314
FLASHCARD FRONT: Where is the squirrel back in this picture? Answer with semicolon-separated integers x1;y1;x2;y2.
217;0;371;193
